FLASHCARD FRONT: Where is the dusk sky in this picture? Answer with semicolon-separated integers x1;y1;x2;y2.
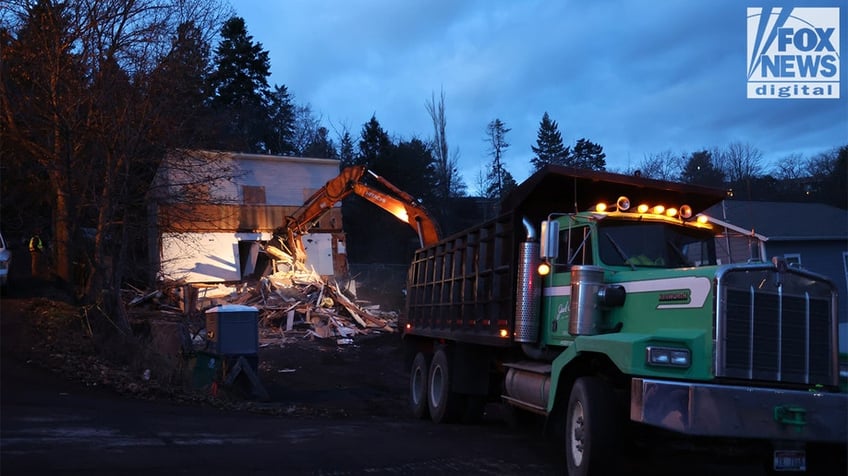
228;0;847;190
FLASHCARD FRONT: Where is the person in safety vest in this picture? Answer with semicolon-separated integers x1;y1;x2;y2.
28;231;43;278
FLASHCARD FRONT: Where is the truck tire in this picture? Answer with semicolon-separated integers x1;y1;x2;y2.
565;376;619;476
427;348;463;423
409;352;430;419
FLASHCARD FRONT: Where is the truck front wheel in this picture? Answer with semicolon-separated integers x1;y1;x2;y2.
428;348;463;423
409;352;430;419
565;376;619;476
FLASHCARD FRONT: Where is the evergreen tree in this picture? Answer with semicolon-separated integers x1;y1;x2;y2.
386;137;437;204
680;150;725;187
302;126;337;159
338;130;357;167
148;21;214;149
567;138;606;171
207;17;273;153
530;112;569;171
267;84;296;155
485;167;517;200
358;115;393;167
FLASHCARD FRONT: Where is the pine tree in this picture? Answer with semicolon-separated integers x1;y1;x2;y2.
148;21;213;149
268;84;296;155
338;131;357;167
358;115;392;167
680;150;725;187
207;17;273;153
485;167;517;200
567;138;607;171
530;112;569;171
302;126;337;159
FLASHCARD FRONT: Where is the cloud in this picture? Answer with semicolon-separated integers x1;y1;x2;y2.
231;0;847;185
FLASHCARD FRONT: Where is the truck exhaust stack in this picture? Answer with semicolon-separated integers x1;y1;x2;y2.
514;217;541;344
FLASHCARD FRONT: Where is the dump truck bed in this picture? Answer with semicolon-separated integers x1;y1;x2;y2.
404;213;519;346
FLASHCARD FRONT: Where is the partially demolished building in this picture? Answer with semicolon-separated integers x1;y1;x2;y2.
148;150;347;284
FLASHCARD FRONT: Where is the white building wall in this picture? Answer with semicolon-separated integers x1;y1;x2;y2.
230;154;340;205
161;231;334;283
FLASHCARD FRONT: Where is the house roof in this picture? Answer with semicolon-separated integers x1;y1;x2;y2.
705;200;848;241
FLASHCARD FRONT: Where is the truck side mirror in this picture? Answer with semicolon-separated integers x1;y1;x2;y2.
540;220;559;260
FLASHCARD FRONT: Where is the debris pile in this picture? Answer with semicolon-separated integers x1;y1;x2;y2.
127;245;398;343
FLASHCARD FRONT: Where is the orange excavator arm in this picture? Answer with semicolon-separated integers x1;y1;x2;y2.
276;166;441;262
351;180;441;248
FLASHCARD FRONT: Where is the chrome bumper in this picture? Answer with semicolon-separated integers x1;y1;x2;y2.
630;378;848;443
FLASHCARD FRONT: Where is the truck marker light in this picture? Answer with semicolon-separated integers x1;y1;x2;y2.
499;329;509;338
646;346;691;368
637;204;650;213
696;214;709;224
538;262;551;276
666;208;678;218
595;202;607;212
652;205;665;215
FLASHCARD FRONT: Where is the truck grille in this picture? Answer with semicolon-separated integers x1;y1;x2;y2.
716;265;838;387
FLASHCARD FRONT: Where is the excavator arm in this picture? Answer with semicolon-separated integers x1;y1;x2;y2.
275;165;441;263
351;180;441;248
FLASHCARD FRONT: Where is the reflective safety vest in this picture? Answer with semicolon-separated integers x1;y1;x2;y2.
29;235;43;252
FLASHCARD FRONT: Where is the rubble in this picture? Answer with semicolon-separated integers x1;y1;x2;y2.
126;245;399;346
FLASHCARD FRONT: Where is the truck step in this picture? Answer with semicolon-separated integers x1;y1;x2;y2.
501;395;549;415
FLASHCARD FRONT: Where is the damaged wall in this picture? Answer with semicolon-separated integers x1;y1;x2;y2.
151;151;346;283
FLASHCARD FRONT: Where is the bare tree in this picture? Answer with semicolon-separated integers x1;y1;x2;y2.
637;150;682;180
472;168;489;197
2;0;230;332
718;141;764;183
425;88;464;200
771;153;806;180
483;118;512;199
290;103;321;156
804;146;846;207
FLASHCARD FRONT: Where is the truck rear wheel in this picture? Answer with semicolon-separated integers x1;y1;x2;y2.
428;348;463;423
565;376;618;476
409;352;430;419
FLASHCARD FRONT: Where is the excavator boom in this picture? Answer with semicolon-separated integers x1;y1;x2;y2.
351;182;440;248
290;165;368;231
276;166;441;262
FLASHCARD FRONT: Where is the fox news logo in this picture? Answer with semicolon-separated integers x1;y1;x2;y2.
747;7;840;99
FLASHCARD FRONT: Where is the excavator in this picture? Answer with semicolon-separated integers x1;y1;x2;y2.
271;165;441;265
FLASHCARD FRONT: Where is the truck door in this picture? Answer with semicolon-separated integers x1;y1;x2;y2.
542;224;593;345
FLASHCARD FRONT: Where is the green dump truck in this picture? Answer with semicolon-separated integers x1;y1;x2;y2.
401;165;846;475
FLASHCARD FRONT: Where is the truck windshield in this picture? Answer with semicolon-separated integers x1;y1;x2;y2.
598;221;717;268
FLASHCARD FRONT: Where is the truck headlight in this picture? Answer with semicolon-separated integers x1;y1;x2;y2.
646;346;691;368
